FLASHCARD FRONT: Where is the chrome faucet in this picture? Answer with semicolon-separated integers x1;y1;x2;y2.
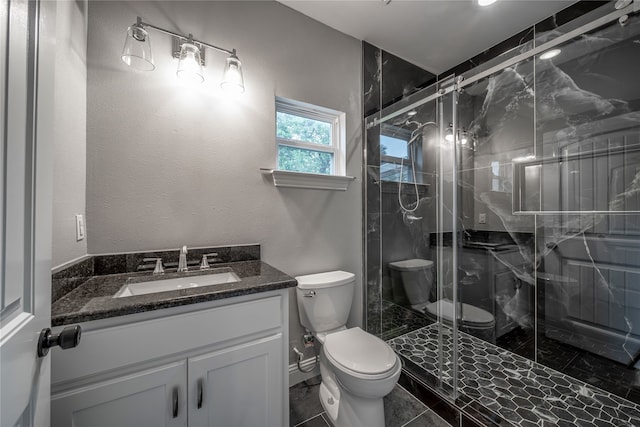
177;245;188;272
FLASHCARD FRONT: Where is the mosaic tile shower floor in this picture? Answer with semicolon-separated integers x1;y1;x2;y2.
377;298;640;404
389;324;640;427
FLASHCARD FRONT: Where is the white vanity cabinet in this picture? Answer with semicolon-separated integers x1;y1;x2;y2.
188;335;283;426
51;290;288;427
52;360;188;427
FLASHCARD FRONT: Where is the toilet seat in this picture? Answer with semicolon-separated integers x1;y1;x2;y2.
324;327;398;379
388;259;434;271
425;299;494;328
314;326;347;344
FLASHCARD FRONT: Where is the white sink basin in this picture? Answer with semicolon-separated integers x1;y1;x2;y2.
114;271;241;298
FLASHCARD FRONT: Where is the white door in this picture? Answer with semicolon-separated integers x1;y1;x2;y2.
0;0;56;426
188;334;284;427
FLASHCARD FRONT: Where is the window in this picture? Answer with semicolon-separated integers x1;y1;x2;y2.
380;125;422;183
276;97;345;176
491;160;510;192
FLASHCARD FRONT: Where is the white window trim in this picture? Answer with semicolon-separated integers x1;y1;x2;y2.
275;96;346;176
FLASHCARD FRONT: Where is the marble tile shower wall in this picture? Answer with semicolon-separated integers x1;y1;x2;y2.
363;1;640;424
363;42;436;336
454;0;640;385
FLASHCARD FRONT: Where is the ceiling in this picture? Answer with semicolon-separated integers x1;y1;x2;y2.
277;0;577;75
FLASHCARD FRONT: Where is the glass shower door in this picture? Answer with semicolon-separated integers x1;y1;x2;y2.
369;82;461;401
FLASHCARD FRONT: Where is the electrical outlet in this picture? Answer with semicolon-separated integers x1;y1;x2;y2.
75;214;85;241
478;213;487;224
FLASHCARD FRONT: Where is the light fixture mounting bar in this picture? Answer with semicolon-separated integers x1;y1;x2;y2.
137;16;236;56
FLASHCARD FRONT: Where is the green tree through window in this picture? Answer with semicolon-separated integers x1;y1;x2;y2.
275;97;343;176
278;146;332;174
276;112;331;145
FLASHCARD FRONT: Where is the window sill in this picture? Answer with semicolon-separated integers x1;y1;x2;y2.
260;169;356;191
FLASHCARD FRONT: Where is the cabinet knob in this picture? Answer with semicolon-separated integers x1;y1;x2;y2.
37;325;81;357
514;277;522;290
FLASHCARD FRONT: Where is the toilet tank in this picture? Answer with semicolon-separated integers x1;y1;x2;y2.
388;259;434;306
295;271;355;334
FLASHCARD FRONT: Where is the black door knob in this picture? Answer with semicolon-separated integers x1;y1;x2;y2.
37;325;81;357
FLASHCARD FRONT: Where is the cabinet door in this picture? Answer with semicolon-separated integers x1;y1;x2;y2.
52;360;187;427
494;270;528;338
188;334;284;427
460;249;493;313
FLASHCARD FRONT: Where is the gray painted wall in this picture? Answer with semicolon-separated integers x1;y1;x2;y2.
52;0;88;267
85;1;363;364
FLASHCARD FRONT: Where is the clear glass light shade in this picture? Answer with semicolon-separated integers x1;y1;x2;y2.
220;55;245;94
121;24;155;71
176;43;204;84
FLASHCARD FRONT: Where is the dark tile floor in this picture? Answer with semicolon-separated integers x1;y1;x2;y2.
289;376;452;427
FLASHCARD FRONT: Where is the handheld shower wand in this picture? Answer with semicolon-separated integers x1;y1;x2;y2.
398;121;437;213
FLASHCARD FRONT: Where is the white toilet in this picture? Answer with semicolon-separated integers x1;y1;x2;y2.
388;259;496;341
388;259;434;311
296;271;402;427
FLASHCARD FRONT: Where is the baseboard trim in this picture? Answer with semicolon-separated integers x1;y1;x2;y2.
289;357;320;386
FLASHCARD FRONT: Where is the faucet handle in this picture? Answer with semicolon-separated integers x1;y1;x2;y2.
181;245;188;254
200;253;219;270
142;257;164;274
153;258;165;275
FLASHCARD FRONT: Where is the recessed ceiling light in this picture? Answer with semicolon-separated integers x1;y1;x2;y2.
540;49;561;60
407;110;417;116
478;0;498;6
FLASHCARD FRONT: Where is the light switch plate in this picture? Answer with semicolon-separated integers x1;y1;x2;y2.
479;213;487;224
75;214;85;241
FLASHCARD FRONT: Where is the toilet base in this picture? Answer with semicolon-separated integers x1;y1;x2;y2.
319;382;339;422
320;380;386;427
318;350;396;427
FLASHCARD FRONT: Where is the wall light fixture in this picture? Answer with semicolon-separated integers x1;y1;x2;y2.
445;123;475;149
121;17;245;93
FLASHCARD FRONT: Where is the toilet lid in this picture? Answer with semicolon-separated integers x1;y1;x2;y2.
324;327;397;375
425;299;494;326
388;259;434;271
295;271;355;289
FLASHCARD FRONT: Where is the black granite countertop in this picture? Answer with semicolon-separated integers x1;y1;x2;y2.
52;260;297;327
